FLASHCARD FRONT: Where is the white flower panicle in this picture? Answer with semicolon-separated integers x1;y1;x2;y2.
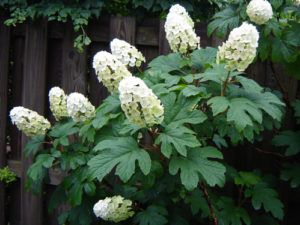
110;38;145;68
49;87;68;121
169;4;194;27
93;51;132;93
246;0;273;25
165;4;200;54
216;22;259;71
66;92;95;122
294;0;300;6
10;107;51;137
93;196;134;223
118;77;164;127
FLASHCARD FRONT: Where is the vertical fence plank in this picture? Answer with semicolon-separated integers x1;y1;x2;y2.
110;16;136;43
10;36;25;160
62;24;87;94
0;12;10;225
158;20;170;55
21;20;48;225
88;42;109;106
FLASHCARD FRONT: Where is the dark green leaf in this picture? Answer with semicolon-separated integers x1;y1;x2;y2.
280;163;300;188
156;126;201;157
217;196;251;225
169;147;226;189
272;131;300;156
89;137;151;182
245;182;284;220
191;47;218;69
134;205;168;225
24;135;45;157
148;53;183;73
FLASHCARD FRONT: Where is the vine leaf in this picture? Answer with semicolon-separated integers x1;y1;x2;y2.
272;131;300;156
245;182;284;220
134;205;168;225
88;137;151;182
169;147;226;190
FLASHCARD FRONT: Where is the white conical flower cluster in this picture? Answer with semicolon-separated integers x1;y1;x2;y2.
93;51;132;93
66;92;95;122
10;107;51;137
294;0;300;6
165;4;200;54
118;77;164;127
93;196;134;223
216;22;259;72
246;0;273;25
110;38;145;68
49;87;68;121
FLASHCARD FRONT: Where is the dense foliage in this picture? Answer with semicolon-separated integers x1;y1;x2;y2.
208;0;300;78
8;3;296;225
0;166;16;185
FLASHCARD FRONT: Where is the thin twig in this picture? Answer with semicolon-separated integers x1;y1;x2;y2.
253;146;285;158
200;182;218;225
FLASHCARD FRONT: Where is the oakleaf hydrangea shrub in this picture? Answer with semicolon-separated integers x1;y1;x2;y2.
11;4;287;225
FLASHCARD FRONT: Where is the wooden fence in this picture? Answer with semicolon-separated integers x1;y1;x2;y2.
0;12;299;225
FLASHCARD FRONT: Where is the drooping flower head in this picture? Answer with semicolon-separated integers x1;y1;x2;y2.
216;22;259;71
294;0;300;6
165;4;200;54
66;92;95;122
93;196;134;223
93;51;132;93
169;4;194;27
49;87;68;121
10;107;51;136
246;0;273;25
118;77;164;127
110;38;145;68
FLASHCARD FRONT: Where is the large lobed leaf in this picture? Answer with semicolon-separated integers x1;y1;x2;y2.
88;137;151;182
169;146;226;190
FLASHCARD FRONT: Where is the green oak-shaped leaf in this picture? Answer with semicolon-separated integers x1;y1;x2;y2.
88;137;151;182
155;126;201;158
245;182;284;220
208;96;230;116
148;53;183;73
169;146;226;190
280;163;300;188
227;97;262;131
272;130;300;156
161;93;207;127
134;205;168;225
217;196;251;225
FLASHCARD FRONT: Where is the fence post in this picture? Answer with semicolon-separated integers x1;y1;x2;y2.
0;12;10;225
61;23;87;94
159;20;170;55
110;16;136;44
21;19;48;225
